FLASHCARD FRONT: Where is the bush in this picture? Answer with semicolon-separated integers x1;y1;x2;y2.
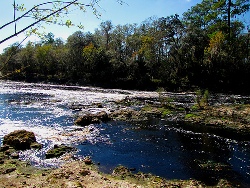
195;89;209;109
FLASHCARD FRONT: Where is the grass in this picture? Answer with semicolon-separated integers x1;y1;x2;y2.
185;113;198;119
159;108;172;117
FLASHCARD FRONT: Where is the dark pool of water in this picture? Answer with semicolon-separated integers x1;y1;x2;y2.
77;119;250;187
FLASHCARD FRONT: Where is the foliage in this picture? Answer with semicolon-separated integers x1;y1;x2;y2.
160;108;172;118
0;0;250;93
0;0;125;44
205;31;226;58
195;89;209;109
185;113;198;119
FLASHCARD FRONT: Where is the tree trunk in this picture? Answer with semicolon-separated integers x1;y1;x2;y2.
228;0;231;39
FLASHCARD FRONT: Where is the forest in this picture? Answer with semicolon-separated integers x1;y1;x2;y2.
0;0;250;93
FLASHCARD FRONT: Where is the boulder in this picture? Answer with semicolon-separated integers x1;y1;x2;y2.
30;142;43;149
83;156;93;165
75;114;94;126
0;145;9;152
112;165;131;177
95;111;110;122
3;130;39;150
75;111;110;126
45;144;75;159
109;109;142;121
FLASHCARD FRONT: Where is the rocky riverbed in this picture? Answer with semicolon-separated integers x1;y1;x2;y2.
0;81;250;187
0;144;234;188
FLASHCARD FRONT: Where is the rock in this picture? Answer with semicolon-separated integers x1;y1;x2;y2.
3;130;39;150
95;111;110;122
30;142;43;149
83;157;92;165
112;165;131;177
4;167;16;174
0;145;9;152
10;152;19;159
80;170;90;176
109;109;141;121
75;111;110;126
95;103;103;108
66;181;85;188
74;115;93;126
46;144;75;159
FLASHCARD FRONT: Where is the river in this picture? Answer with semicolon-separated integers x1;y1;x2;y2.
0;81;249;187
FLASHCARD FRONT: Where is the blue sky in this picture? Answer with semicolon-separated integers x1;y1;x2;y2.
0;0;249;53
0;0;198;53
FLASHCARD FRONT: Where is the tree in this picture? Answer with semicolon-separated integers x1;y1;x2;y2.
14;41;36;80
0;42;23;78
43;32;55;45
183;0;250;92
0;0;124;45
99;21;114;50
0;0;125;79
183;0;249;38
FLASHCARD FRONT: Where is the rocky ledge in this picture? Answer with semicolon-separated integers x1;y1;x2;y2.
45;144;76;159
2;130;42;150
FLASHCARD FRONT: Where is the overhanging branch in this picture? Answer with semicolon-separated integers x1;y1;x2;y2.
0;1;98;31
0;0;79;44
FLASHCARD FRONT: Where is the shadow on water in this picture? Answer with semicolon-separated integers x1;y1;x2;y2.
77;118;250;187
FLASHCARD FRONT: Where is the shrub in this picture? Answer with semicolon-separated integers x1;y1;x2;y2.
195;89;209;109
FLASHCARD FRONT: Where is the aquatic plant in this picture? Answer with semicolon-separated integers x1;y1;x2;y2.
195;89;209;109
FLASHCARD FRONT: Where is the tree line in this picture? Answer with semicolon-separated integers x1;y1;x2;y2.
1;0;249;93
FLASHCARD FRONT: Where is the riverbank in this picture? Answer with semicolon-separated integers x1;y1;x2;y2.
123;92;250;139
0;153;236;188
0;129;237;187
184;104;250;133
0;81;249;187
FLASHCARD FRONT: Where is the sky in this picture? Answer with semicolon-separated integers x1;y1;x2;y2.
0;0;249;53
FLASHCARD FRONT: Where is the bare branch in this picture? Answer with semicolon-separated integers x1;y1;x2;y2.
0;0;79;44
0;35;29;72
0;0;122;44
0;1;85;30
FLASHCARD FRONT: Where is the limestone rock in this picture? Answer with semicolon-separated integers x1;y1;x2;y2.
45;144;75;159
75;111;110;126
3;130;38;150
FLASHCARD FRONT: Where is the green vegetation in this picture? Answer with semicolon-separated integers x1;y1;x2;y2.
0;146;227;187
195;89;210;109
184;104;250;134
160;108;172;118
45;144;75;159
0;0;249;93
185;113;198;119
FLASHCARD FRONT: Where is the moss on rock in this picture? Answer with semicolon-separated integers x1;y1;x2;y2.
75;111;111;126
3;130;41;150
45;144;75;159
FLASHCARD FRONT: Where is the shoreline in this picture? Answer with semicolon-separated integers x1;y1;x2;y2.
0;81;249;187
0;154;237;188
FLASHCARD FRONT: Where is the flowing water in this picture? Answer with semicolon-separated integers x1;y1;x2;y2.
0;81;249;186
